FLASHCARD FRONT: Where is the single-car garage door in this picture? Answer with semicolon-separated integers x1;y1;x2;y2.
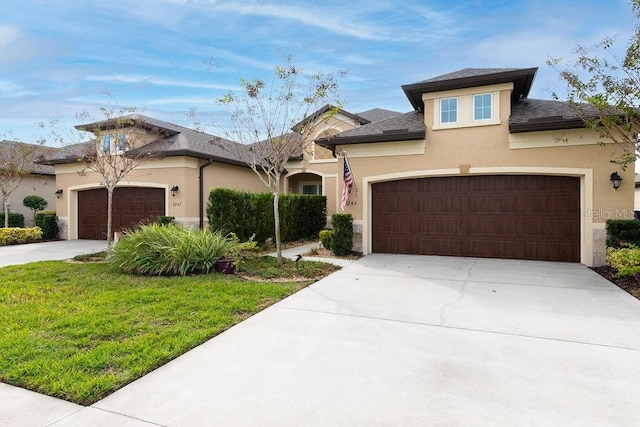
372;175;580;262
78;187;165;240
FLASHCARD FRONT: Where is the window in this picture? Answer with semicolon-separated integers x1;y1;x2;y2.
440;98;457;123
101;135;111;153
474;93;492;120
116;134;126;152
302;184;322;195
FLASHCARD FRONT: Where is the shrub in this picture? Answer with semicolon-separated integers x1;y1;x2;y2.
319;229;333;249
155;216;176;226
0;212;24;228
606;244;640;276
23;195;48;223
207;188;326;244
606;219;640;248
108;223;253;276
35;211;59;240
331;214;353;256
0;227;42;245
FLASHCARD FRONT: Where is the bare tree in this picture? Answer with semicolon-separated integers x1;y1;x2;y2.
548;0;640;168
71;108;160;247
0;140;39;227
215;56;342;266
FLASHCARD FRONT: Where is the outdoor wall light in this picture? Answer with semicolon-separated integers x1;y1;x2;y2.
610;172;623;190
55;189;63;199
170;185;179;197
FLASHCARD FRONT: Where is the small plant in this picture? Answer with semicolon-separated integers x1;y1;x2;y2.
606;244;640;276
309;247;319;256
108;224;233;276
155;216;176;226
22;195;48;224
319;229;333;249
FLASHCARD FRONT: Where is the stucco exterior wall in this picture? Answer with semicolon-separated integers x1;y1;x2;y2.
54;156;265;238
5;174;56;226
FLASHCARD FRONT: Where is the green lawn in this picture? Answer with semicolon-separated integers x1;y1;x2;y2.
0;258;337;405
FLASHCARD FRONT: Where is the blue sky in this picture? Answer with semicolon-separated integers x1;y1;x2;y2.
0;0;636;144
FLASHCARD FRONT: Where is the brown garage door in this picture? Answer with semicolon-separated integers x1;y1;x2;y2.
372;175;580;262
78;187;165;240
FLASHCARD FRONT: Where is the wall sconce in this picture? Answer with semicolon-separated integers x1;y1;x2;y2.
610;172;623;190
170;185;179;197
55;189;63;199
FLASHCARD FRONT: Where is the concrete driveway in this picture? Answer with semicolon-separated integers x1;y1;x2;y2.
0;240;107;268
4;254;640;426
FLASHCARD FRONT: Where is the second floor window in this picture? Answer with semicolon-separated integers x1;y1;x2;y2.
101;134;127;154
102;135;111;153
440;98;457;123
474;94;492;120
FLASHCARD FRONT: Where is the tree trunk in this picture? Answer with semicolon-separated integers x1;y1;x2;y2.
107;186;114;248
3;197;8;228
273;187;282;267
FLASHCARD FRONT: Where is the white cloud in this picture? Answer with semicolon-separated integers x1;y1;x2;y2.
0;80;37;97
0;24;21;49
84;74;236;91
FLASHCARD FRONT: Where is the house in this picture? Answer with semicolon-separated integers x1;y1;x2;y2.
41;67;633;267
41;109;399;241
315;67;634;267
0;141;58;226
41;115;267;240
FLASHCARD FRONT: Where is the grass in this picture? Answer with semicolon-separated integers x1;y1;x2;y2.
0;256;337;405
237;255;340;280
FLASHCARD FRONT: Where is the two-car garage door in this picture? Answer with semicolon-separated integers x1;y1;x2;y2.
372;175;580;262
78;187;165;240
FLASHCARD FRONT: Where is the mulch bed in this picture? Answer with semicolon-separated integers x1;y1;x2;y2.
591;266;640;300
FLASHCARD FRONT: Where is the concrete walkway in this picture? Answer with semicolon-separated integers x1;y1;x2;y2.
0;240;107;268
3;255;640;425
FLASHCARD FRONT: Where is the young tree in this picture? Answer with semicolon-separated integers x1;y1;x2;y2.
72;108;160;247
215;56;342;266
0;141;38;227
23;195;48;224
548;0;640;168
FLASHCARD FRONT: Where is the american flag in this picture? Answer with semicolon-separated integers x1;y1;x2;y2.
341;155;354;211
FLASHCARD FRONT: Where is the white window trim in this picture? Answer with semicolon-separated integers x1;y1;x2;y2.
473;93;493;121
440;97;458;124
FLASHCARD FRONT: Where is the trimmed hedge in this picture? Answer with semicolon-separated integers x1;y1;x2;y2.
0;227;42;245
35;211;59;240
331;213;353;256
606;219;640;248
0;212;25;228
207;188;326;243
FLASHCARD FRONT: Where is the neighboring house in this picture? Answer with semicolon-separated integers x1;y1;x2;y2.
315;67;634;267
40;109;401;240
40;115;266;240
1;141;58;226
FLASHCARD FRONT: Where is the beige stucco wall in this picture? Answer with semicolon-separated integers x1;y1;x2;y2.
328;85;634;266
54;156;265;239
5;174;56;226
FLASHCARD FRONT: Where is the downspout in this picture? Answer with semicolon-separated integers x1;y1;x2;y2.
199;159;213;229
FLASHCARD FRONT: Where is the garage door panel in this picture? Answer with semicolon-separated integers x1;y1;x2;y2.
78;187;165;240
372;175;580;262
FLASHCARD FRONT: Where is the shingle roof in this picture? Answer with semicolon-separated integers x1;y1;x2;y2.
402;67;538;112
357;108;402;123
1;141;57;175
42;114;250;167
316;111;425;146
509;98;590;132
